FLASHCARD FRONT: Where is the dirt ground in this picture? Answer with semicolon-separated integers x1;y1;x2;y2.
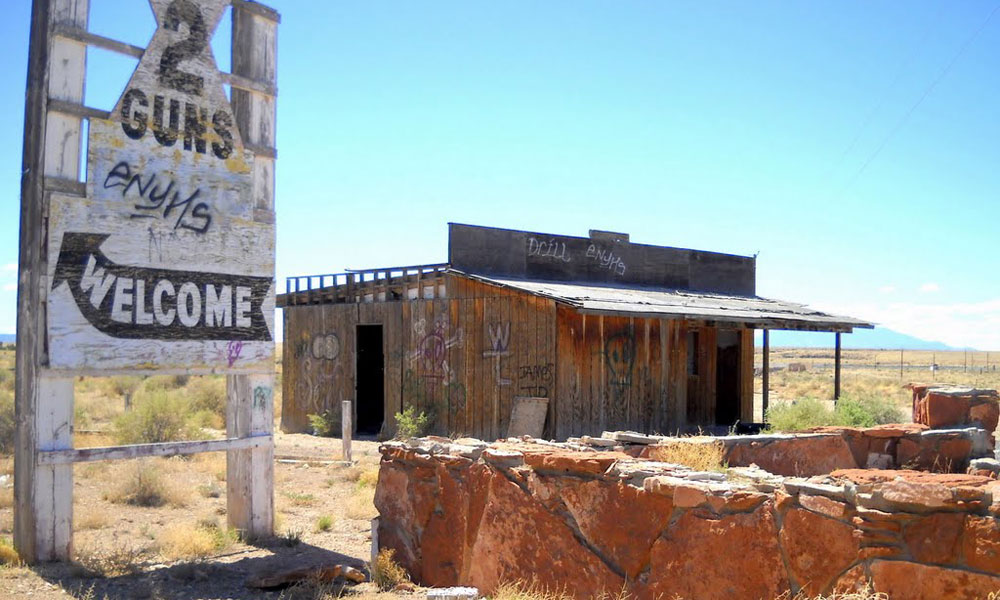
0;433;401;600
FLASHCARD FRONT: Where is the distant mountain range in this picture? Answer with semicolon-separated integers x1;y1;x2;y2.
754;327;961;351
0;328;968;350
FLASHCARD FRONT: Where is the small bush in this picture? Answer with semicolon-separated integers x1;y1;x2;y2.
394;406;429;440
356;466;379;489
103;461;187;508
767;395;904;432
766;397;837;432
308;410;339;437
73;542;145;577
835;393;904;427
284;491;317;506
111;390;202;445
371;548;408;591
315;515;334;532
277;528;302;547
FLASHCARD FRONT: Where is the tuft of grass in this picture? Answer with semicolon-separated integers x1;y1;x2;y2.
314;515;334;532
356;466;379;489
277;528;303;547
0;537;21;567
0;389;14;455
75;508;109;531
158;519;238;560
102;461;188;508
371;548;408;591
345;486;377;521
284;491;317;506
73;542;146;577
198;482;223;499
646;439;727;472
0;488;12;510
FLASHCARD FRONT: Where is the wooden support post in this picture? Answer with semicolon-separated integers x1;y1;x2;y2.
762;330;770;420
16;0;87;563
226;374;274;538
342;400;353;463
228;2;279;540
834;332;842;402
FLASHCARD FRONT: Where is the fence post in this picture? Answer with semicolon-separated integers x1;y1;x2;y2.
342;400;353;463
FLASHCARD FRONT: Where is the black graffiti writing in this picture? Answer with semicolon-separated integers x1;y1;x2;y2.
120;88;234;159
53;232;271;341
518;362;554;383
159;0;207;95
104;161;211;233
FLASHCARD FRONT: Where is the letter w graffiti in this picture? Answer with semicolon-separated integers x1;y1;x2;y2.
483;322;511;386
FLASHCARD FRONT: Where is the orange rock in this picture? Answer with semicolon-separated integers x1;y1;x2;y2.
962;515;1000;573
559;479;674;579
780;507;859;596
520;450;623;476
725;435;858;476
831;564;871;594
902;513;964;565
969;401;999;433
799;493;851;519
639;504;788;600
924;392;971;428
465;469;624;597
831;469;993;488
869;560;1000;600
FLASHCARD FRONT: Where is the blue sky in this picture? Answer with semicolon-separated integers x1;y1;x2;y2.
1;1;998;349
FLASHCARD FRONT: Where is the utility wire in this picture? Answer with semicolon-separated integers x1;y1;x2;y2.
842;2;1000;192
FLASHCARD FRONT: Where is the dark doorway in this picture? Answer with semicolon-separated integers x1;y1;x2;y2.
715;330;740;426
356;325;384;435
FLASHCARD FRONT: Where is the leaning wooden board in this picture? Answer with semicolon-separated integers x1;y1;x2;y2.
45;0;274;374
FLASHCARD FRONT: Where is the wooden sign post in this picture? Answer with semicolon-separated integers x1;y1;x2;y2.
15;0;279;562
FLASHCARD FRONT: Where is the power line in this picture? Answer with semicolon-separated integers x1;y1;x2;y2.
842;2;1000;192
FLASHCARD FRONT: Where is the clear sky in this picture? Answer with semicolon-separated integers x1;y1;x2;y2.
1;1;998;349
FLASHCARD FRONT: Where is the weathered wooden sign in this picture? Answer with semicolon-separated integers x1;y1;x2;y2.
46;0;274;373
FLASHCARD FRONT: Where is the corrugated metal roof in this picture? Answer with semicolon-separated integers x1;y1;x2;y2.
459;272;874;332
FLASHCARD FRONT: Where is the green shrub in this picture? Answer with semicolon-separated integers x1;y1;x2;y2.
111;390;201;445
767;394;904;432
766;397;836;432
0;389;14;455
307;410;339;437
394;406;429;439
836;392;904;426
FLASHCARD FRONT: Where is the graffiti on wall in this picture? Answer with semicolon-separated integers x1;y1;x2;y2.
518;362;553;397
482;321;512;387
294;331;338;415
409;318;464;383
605;331;636;425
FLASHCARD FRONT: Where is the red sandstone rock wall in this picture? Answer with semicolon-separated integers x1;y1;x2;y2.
376;439;1000;600
635;424;987;477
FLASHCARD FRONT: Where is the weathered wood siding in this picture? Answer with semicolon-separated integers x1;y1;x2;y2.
281;274;753;439
281;275;557;440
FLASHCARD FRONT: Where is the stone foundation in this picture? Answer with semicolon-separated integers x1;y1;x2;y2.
626;424;992;476
375;432;1000;600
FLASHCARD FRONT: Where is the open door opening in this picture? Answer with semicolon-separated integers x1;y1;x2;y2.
715;329;740;426
356;325;384;435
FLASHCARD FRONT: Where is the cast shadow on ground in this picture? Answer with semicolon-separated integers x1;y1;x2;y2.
31;537;370;600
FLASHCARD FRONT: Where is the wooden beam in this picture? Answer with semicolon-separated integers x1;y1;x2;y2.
342;400;353;463
51;23;144;58
762;330;770;420
834;332;842;402
37;436;272;465
46;98;110;121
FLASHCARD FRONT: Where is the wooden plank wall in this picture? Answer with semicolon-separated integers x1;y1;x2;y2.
281;275;756;440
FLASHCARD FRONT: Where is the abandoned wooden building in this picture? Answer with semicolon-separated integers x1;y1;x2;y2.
277;224;873;440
